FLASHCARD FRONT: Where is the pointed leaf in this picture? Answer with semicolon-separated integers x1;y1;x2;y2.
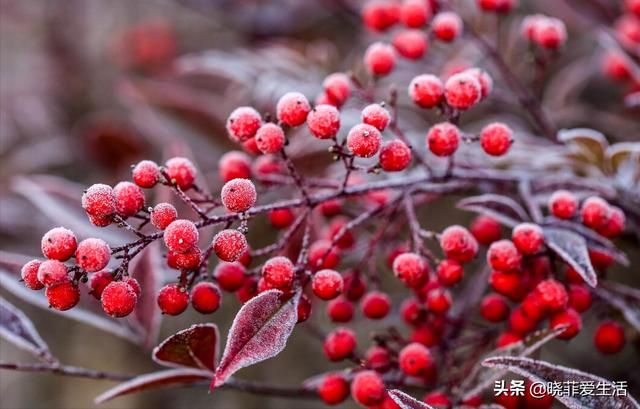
153;323;219;372
0;296;55;363
482;357;640;409
558;128;608;166
388;389;434;409
128;243;163;349
457;194;529;227
213;289;300;388
542;228;597;287
606;142;640;173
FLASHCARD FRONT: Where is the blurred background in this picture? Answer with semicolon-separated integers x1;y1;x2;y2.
0;0;639;408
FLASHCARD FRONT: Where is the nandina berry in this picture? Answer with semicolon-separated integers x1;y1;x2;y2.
550;307;582;339
594;321;626;354
46;281;80;311
172;246;203;270
365;345;391;373
347;123;382;158
88;271;114;299
327;297;354;322
122;276;141;298
37;260;68;287
82;184;116;219
190;281;221;314
400;0;431;27
597;206;625;238
398;342;433;377
157;284;189;315
589;248;614;270
479;122;513;156
21;260;44;290
323;327;356;361
268;208;295;229
242;137;260;155
477;0;515;13
312;269;344;300
426;287;452;315
327;217;355;250
255;123;285;154
423;392;451;408
318;373;350;405
362;0;400;32
101;281;137;318
511;223;544;255
219;151;252;182
212;229;247;262
480;293;510;322
379;140;412;172
627;0;640;16
164;157;197;190
76;238;111;272
293;294;310;323
236;275;258;304
602;52;631;81
252;155;284;179
581;196;611;229
150;202;177;230
387;244;410;268
521;291;546;321
262;256;295;290
276;92;311;127
534;279;568;313
351;370;384;406
548;190;578;219
308;239;341;270
393;252;429;288
439;225;478;263
615;14;640;49
163;219;199;253
465;68;493;100
509;307;538;335
343;273;366;301
226;106;262;142
444;72;481;110
214;262;245;292
364;42;396;76
113;181;145;218
496;331;522;348
401;298;426;326
521;14;544;41
132;160;160;188
533;17;567;49
436;259;463;287
432;12;463;42
362;103;391;131
487;239;522;272
470;215;501;245
409;74;444;108
392;29;428;59
489;270;523;301
307;104;341;139
361;291;391;319
323;73;351;106
427;122;460;157
411;325;441;347
41;227;77;261
221;178;257;213
567;284;592;312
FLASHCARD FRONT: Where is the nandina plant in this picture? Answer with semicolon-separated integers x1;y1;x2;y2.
1;0;639;408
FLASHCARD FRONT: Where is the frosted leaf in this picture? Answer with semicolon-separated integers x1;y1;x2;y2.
543;228;597;287
388;389;435;409
152;323;219;372
457;194;529;227
0;296;55;362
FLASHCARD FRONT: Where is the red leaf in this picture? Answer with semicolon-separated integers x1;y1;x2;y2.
0;296;55;363
212;289;300;388
152;323;219;372
128;243;163;349
388;389;434;409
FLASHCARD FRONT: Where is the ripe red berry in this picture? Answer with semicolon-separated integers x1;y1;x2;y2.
524;381;554;409
242;137;260;155
533;17;567;49
76;238;110;272
392;29;428;60
172;246;203;270
399;342;433;377
432;12;463;42
165;157;197;190
470;215;501;245
150;202;177;230
113;181;145;218
534;279;568;313
157;284;189;315
307;105;341;139
465;68;493;100
379;140;412;172
400;0;431;27
487;240;522;272
511;223;544;255
479;122;513;156
365;345;391;373
568;284;592;312
362;104;391;131
46;281;80;311
401;298;426;326
327;297;354;322
214;262;245;292
351;370;384;406
101;281;137;317
37;260;68;287
219;151;252;182
323;73;351;106
594;321;626;354
521;292;546;321
21;260;44;290
439;225;478;263
581;196;611;229
277;92;311;127
427;122;460;157
88;271;114;299
393;252;429;288
252;155;284;179
596;206;625;238
361;291;391;319
221;178;257;213
362;1;400;32
318;373;350;405
163;219;199;253
550;308;582;339
510;307;538;335
347;124;382;158
411;325;440;347
423;392;451;408
477;0;515;13
308;239;341;270
190;281;221;314
364;42;396;76
212;229;247;262
262;256;295;290
602;52;632;81
268;208;295;229
226;106;262;142
589;248;614;270
409;74;444;108
82;184;116;218
480;293;510;322
132;160;160;188
436;259;463;287
444;72;481;110
122;276;141;298
255;123;285;154
236;275;258;304
312;269;344;300
41;227;77;261
496;331;522;348
427;288;452;314
627;0;640;16
323;327;356;361
548;190;578;219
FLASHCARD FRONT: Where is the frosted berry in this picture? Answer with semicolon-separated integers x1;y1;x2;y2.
123;276;141;298
323;73;351;106
548;190;578;219
165;157;197;190
101;281;137;318
533;17;567;49
399;342;433;377
400;0;431;27
436;259;463;287
439;225;478;263
365;345;391;372
362;103;391;131
46;281;80;311
41;227;77;261
252;155;284;179
351;370;384;406
214;262;245;292
132;160;160;188
88;271;113;299
534;279;568;313
432;12;463;42
307;105;341;139
594;321;625;354
470;215;501;245
308;239;341;270
597;206;625;238
312;269;344;300
361;291;391;319
255;123;285;154
191;281;221;314
362;0;400;32
327;217;355;249
21;260;44;290
401;298;426;326
269;208;295;229
550;308;582;340
164;219;199;253
89;214;112;228
344;273;367;301
392;29;428;60
409;74;443;108
427;122;460;157
82;184;116;218
347;124;382;158
37;260;68;287
323;327;356;361
219;151;251;182
581;196;611;229
487;239;522;272
480;122;513;156
212;229;247;262
221;178;257;213
364;42;396;76
480;293;510;322
379;140;412;172
76;238;110;272
113;181;145;218
318;373;349;405
226;106;262;142
150;202;177;230
393;252;429;288
512;223;544;255
172;246;203;270
465;68;493;100
426;288;452;314
242;137;261;155
262;256;295;290
568;284;592;312
277;92;311;127
327;297;354;322
444;72;481;110
157;284;189;315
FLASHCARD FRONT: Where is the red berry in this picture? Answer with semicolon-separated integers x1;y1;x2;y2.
221;178;257;213
511;223;544;255
323;327;356;361
411;325;440;347
351;370;384;406
157;284;189;315
509;307;538;335
568;284;592;312
37;260;68;287
242;137;261;155
255;123;285;154
589;248;614;270
480;122;513;156
364;42;396;76
327;297;354;322
615;14;640;49
165;157;197;190
277;92;311;127
343;273;367;301
470;215;501;245
262;256;295;290
46;281;80;311
214;262;245;292
409;74;443;108
400;0;431;27
219;151;252;183
477;0;515;13
444;72;481;110
436;259;463;287
41;227;77;261
627;0;640;16
489;270;523;301
132;160;160;188
401;298;426;326
312;269;344;300
226;106;262;142
76;238;110;272
487;239;522;272
426;288;452;314
88;271;114;299
318;373;350;405
113;181;145;218
602;51;631;81
89;214;112;228
163;219;199;253
307;105;341;139
465;68;493;100
521;292;546;321
362;103;391;131
347;124;382;158
596;206;625;238
393;252;429;288
432;12;463;42
548;190;578;219
101;281;137;317
439;225;478;263
427;122;460;157
361;291;391;319
533;17;567;49
480;293;510;322
236;275;259;304
252;155;284;179
123;276;141;298
173;246;203;270
496;331;522;348
594;321;626;354
423;391;451;408
191;281;221;314
365;345;391;373
392;29;428;59
212;229;247;262
327;217;355;250
297;294;312;323
379;140;412;172
21;260;44;290
323;73;351;106
82;184;116;218
308;239;341;270
150;202;177;230
581;197;611;229
399;342;433;377
268;208;295;229
550;307;582;339
533;279;568;314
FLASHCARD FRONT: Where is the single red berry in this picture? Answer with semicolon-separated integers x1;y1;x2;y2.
362;103;391;131
393;252;429;288
89;214;112;227
462;395;484;408
364;42;396;76
511;223;544;255
362;0;400;32
365;345;392;373
521;291;546;321
323;73;351;106
533;17;567;49
470;215;501;245
252;155;284;179
226;106;262;142
509;307;538;335
589;248;615;270
318;373;350;405
132;160;160;188
568;284;592;312
496;331;522;348
82;184;116;218
327;297;354;322
113;181;145;218
172;246;203;270
426;287;452;315
308;239;341;270
312;269;344;300
327;217;355;250
242;137;261;155
401;298;426;326
547;190;578;220
150;202;177;230
236;275;259;304
627;0;640;16
37;260;68;287
212;229;247;262
163;219;199;253
297;294;312;323
480;293;510;322
157;284;189;315
214;262;245;292
277;92;311;127
427;122;460;157
602;51;631;81
596;206;625;238
323;327;356;361
101;281;137;318
319;199;342;217
307;105;341;139
400;0;431;27
423;391;451;408
615;14;640;49
581;196;611;229
21;260;44;290
191;281;221;314
122;276;141;298
480;122;513;156
439;225;478;263
550;307;582;339
46;281;80;311
432;12;463;42
489;270;523;301
392;29;428;59
411;325;440;347
534;279;568;314
399;342;433;378
409;74;444;108
347;123;382;158
343;273;366;301
361;291;391;319
464;68;493;100
268;208;295;229
219;151;251;183
255;123;285;154
477;0;515;13
221;178;257;213
88;271;114;299
487;240;522;272
165;157;197;190
351;370;384;406
262;256;295;290
444;72;481;110
387;244;410;268
594;321;626;354
379;140;412;172
436;259;463;287
76;238;110;272
41;227;77;261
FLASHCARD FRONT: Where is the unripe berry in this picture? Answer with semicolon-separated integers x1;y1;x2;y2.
268;208;295;229
41;227;77;261
165;157;197;190
470;215;501;245
399;342;433;377
439;225;478;263
401;298;426;326
219;151;252;183
343;273;366;301
480;122;513;156
432;12;463;42
255;123;285;154
172;246;203;270
37;260;68;287
392;29;428;60
82;184;116;218
89;271;114;299
444;72;481;110
400;0;431;27
379;139;412;172
132;160;160;188
323;73;351;106
312;269;344;300
510;307;538;335
214;262;245;292
101;281;137;317
114;181;145;218
351;370;384;406
212;229;247;262
534;279;568;313
364;42;396;76
221;178;257;213
226;107;262;142
307;105;341;139
487;240;522;272
427;122;460;157
581;197;611;229
21;260;44;290
277;92;311;127
76;238;110;272
550;308;582;340
436;259;463;287
297;294;312;323
308;239;341;270
365;345;391;373
393;252;429;288
480;293;510;322
157;284;189;315
423;392;451;408
489;270;524;301
362;0;400;32
191;281;221;314
361;291;391;319
594;321;625;354
150;203;177;230
496;331;522;348
464;68;493;100
409;74;444;108
568;284;592;312
323;327;356;361
533;17;567;49
347;124;382;158
163;219;199;253
548;190;578;219
327;297;354;322
318;373;350;405
262;256;295;290
596;206;625;238
46;281;80;311
511;223;544;255
362;103;391;131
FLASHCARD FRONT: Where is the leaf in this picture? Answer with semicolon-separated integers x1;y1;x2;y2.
94;369;210;404
558;128;608;167
212;289;300;389
606;142;640;173
456;194;529;227
388;389;434;409
128;243;163;349
542;228;597;287
0;296;55;363
482;357;640;409
152;323;219;372
594;282;640;332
